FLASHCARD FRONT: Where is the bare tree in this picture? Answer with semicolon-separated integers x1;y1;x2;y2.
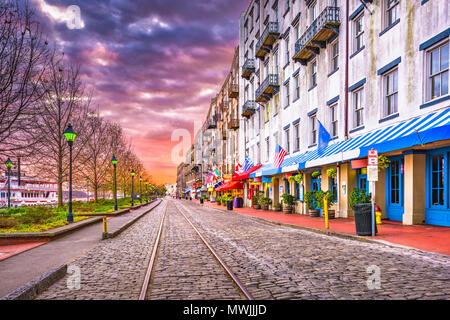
0;0;50;155
29;53;91;207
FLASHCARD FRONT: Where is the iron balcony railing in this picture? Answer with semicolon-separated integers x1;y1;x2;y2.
228;83;239;98
241;58;255;75
294;7;340;58
241;100;256;116
256;74;279;100
255;22;279;56
228;119;239;130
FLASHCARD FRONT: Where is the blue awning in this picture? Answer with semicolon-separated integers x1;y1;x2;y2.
250;107;450;177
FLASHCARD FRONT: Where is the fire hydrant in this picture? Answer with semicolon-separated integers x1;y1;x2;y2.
375;205;382;225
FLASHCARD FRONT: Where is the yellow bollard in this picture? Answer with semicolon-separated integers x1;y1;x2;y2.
324;198;329;229
102;216;108;239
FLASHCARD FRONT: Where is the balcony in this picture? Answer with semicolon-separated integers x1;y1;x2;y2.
293;7;340;65
255;74;279;103
227;119;239;130
222;128;227;140
255;22;280;60
241;59;255;79
241;100;256;118
221;100;229;111
203;116;217;131
228;83;239;98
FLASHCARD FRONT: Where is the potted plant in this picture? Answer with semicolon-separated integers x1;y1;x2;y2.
349;188;377;236
311;170;321;179
261;197;272;210
221;195;228;206
326;168;337;179
281;193;294;213
288;176;296;184
252;191;262;209
305;191;320;217
294;174;303;184
273;202;282;212
215;196;222;205
378;155;391;171
315;190;336;219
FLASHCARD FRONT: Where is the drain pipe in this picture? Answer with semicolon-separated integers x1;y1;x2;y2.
344;0;349;140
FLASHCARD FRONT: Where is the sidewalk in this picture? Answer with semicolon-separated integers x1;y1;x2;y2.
0;201;161;298
190;199;450;256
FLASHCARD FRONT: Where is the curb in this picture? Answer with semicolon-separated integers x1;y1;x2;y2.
103;199;163;239
0;264;67;300
190;201;445;256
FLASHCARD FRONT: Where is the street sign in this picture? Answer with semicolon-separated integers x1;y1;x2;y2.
368;149;378;166
367;165;378;182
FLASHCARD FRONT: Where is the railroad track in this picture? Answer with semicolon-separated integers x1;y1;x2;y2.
139;199;253;300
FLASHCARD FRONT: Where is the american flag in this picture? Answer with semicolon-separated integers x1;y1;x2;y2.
273;144;287;169
242;156;254;172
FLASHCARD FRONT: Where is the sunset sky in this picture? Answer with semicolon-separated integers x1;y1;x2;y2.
31;0;248;184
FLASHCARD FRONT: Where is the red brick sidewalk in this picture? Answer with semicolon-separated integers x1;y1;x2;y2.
189;199;450;256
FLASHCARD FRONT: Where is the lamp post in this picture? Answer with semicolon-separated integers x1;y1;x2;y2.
64;124;77;223
5;158;13;208
86;178;90;202
131;170;135;206
139;176;142;203
112;155;118;211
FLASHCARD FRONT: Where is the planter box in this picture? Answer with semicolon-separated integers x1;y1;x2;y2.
309;209;320;217
262;205;269;210
283;206;293;214
274;207;282;212
253;205;261;209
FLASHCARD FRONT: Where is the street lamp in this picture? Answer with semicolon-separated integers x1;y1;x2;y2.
139;176;142;203
64;124;77;223
5;158;13;209
131;170;135;206
112;155;118;211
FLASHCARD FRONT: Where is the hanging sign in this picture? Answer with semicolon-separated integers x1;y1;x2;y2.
367;165;378;182
368;149;378;166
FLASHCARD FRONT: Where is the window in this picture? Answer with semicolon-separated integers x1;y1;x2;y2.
250;8;254;30
427;42;449;101
257;142;261;163
244;20;249;41
431;154;444;206
266;138;270;161
285;37;290;66
294;24;299;41
309;2;317;24
294;123;300;151
275;94;279;114
353;88;364;128
285;128;290;153
354;14;364;53
331;40;339;72
330;177;338;202
383;68;398;117
330;103;338;137
311;60;317;88
266;103;270;120
273;51;279;75
294;75;300;100
311;115;317;145
285;82;290;107
385;0;399;28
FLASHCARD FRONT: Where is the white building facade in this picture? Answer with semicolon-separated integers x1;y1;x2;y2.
238;0;450;226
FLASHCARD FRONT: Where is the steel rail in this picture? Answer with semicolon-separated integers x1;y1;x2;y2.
138;201;168;300
175;202;254;300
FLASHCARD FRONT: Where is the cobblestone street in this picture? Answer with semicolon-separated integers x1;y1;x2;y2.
36;199;450;300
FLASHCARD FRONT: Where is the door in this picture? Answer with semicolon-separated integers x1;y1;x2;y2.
311;176;321;209
386;157;404;221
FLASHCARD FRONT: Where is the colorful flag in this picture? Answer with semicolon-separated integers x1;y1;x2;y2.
273;144;287;169
213;169;220;178
235;163;242;174
318;120;331;155
242;156;254;172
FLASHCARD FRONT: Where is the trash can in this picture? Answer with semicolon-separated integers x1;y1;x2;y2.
353;204;378;236
200;198;204;204
227;200;233;211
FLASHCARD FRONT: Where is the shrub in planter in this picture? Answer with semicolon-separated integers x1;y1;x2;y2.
253;191;264;209
294;174;303;184
273;203;282;211
349;188;377;236
305;191;320;217
288;176;296;184
261;197;272;210
326;168;337;179
281;193;294;213
215;196;222;205
311;170;321;179
315;190;336;219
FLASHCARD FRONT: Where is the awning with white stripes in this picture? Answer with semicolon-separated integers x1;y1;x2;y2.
249;107;450;178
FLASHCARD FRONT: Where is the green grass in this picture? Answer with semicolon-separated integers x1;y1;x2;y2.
0;197;135;233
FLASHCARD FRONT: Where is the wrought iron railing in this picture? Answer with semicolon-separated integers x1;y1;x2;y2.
255;22;279;54
256;74;279;99
242;100;256;115
241;58;255;74
294;7;340;57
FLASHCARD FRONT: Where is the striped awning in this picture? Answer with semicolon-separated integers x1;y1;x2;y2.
250;107;450;177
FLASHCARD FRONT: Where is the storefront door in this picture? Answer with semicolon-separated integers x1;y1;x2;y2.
386;157;404;221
